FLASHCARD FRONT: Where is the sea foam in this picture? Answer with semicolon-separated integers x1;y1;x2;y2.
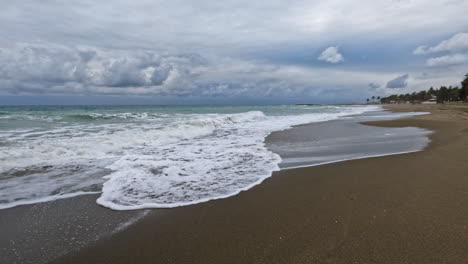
0;105;381;210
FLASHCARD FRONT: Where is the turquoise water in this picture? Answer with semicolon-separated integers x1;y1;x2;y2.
0;104;349;125
0;105;349;133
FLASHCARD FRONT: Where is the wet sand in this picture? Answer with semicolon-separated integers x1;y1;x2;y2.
0;194;149;264
49;103;468;264
267;109;430;169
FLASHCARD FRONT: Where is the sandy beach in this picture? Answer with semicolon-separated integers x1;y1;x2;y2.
2;2;468;263
43;103;468;264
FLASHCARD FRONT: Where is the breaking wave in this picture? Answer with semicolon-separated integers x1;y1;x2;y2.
0;106;380;210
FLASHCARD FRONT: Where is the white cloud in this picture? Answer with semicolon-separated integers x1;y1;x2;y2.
426;54;467;67
414;32;468;54
413;45;428;55
318;46;344;63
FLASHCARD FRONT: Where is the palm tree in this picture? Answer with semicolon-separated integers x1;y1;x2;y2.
462;74;468;102
366;98;370;104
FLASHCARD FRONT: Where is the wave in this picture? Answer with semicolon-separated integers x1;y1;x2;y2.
0;111;266;171
1;112;168;122
65;112;172;121
67;114;98;121
0;106;382;210
95;107;378;210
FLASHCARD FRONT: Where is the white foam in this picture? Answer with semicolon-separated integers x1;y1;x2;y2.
112;210;151;233
0;191;101;210
96;106;379;210
0;105;384;210
0;159;113;209
282;149;429;170
0;111;266;171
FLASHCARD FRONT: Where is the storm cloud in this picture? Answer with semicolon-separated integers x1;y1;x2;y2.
0;44;206;95
1;1;468;103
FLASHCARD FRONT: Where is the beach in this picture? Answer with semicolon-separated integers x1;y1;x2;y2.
38;103;468;264
2;1;468;263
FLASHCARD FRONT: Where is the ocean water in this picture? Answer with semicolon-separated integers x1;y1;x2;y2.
267;110;432;169
0;104;422;210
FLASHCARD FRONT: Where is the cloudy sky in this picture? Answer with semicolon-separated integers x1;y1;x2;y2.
1;0;468;105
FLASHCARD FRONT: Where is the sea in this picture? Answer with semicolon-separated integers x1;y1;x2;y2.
0;104;430;211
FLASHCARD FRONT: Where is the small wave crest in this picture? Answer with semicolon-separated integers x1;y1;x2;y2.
67;114;98;121
65;112;173;121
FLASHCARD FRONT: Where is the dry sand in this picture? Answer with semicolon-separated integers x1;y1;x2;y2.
54;104;468;264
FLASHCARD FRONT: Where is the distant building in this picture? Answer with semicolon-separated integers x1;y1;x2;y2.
422;95;437;104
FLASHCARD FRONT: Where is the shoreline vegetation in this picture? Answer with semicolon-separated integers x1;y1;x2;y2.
368;74;468;105
51;103;468;264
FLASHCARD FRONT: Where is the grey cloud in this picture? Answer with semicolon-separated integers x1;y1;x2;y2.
150;65;173;85
0;1;468;103
0;44;203;95
2;41;461;103
368;82;381;89
386;74;409;88
2;1;468;55
0;43;304;98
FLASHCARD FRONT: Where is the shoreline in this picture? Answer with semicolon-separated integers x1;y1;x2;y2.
0;105;419;212
267;108;431;170
2;104;467;263
51;103;468;263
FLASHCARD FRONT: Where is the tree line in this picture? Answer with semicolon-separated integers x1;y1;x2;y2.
375;75;468;104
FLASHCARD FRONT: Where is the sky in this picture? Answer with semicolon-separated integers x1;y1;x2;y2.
1;0;468;105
